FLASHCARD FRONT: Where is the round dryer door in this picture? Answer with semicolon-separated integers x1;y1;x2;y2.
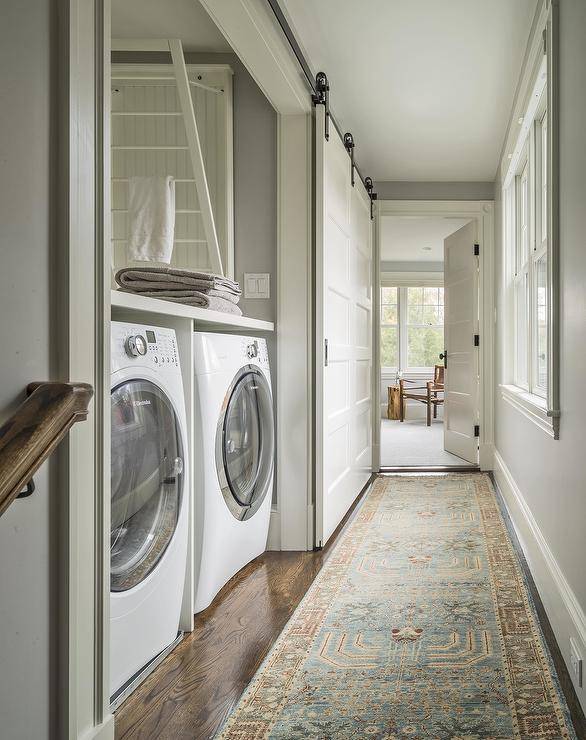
110;379;184;592
216;365;274;521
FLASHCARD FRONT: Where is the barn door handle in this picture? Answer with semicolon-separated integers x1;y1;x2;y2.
439;351;447;368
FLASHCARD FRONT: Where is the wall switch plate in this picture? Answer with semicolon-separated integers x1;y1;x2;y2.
570;637;583;687
244;273;270;299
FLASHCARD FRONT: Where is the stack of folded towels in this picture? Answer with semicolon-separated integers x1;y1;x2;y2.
115;267;242;316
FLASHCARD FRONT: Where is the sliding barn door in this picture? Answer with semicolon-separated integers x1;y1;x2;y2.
314;106;373;547
443;221;479;464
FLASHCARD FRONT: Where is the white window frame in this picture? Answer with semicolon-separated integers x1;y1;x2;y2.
380;276;444;377
380;285;399;372
501;2;559;439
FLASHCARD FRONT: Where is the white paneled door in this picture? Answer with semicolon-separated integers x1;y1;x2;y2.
443;221;479;464
315;106;373;547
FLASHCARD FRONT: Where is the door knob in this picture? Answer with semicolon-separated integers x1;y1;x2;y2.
439;351;447;368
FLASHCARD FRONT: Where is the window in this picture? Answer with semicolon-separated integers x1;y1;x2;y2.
380;285;444;373
406;287;444;369
501;9;558;439
506;88;548;399
381;287;398;368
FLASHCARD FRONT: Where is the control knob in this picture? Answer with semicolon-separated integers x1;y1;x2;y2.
125;334;148;358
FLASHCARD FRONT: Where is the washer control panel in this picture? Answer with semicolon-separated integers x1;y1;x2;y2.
112;322;179;372
241;337;269;368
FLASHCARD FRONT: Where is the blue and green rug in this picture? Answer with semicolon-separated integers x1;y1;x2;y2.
218;474;576;739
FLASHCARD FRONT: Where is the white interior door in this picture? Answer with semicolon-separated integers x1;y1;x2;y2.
443;221;479;464
315;106;373;547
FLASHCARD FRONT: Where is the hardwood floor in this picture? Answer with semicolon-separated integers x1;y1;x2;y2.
115;552;321;739
114;483;369;740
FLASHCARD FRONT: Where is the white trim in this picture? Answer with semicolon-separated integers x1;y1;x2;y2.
377;200;494;469
80;715;114;740
266;510;281;551
503;55;547;190
62;0;110;734
276;113;312;551
493;452;586;708
111;289;274;332
111;38;169;52
381;271;443;287
498;0;549;178
499;383;554;438
372;204;381;472
199;0;311;115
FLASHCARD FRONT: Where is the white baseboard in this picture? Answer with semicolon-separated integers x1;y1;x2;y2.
493;450;586;712
81;714;115;740
266;509;281;551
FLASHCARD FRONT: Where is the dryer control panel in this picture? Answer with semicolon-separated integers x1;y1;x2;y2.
112;321;180;373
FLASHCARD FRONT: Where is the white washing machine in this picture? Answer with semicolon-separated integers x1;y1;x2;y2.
110;321;189;703
193;333;274;613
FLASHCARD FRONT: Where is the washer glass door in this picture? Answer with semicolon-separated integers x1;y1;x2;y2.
110;379;184;592
218;367;274;520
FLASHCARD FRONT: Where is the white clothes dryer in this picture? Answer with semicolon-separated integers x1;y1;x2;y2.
193;333;274;613
110;321;189;703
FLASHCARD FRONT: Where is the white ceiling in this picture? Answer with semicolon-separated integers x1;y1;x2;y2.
111;0;232;52
281;0;538;181
381;217;471;262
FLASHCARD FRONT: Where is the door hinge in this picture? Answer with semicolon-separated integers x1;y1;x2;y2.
312;71;330;140
474;334;480;347
474;243;480;256
324;338;329;367
542;28;547;55
474;424;480;438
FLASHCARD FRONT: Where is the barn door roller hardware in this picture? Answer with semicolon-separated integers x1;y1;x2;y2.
365;177;378;220
312;72;330;140
343;133;355;186
266;2;373;192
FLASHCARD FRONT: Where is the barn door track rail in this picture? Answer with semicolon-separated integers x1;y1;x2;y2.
265;0;378;216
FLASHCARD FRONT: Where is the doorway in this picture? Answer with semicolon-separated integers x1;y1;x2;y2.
373;200;495;472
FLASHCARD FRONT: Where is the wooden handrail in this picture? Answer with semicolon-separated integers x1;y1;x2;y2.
0;382;94;517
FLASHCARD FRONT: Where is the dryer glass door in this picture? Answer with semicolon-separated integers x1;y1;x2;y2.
110;379;184;592
219;367;274;520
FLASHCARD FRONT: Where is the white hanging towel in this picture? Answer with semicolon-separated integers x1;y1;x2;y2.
127;176;175;263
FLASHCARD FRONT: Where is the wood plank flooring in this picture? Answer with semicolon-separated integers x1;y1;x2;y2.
114;480;369;740
115;550;330;739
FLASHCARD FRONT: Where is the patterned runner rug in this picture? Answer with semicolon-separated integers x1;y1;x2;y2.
218;474;576;739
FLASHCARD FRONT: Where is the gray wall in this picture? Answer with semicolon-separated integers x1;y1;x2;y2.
0;0;58;737
375;181;495;201
494;0;586;712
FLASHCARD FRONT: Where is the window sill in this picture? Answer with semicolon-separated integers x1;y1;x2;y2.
499;384;555;438
381;368;437;378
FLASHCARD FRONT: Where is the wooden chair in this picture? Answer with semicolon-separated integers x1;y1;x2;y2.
399;364;445;426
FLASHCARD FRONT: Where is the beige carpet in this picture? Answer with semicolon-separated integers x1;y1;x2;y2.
381;417;470;466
